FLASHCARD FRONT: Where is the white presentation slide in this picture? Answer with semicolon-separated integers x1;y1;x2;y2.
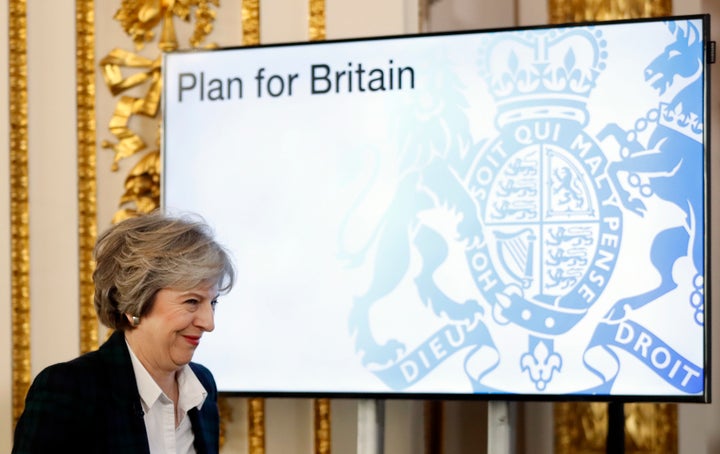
163;16;708;400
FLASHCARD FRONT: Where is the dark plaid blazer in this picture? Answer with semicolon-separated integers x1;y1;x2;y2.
12;330;220;454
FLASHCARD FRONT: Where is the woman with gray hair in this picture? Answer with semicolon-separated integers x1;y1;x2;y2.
13;211;235;454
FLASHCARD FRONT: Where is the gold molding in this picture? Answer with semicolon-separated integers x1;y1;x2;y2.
218;396;234;447
76;0;99;356
9;0;31;429
314;399;331;454
249;397;266;454
309;0;325;41
242;0;260;45
548;0;671;23
548;1;676;453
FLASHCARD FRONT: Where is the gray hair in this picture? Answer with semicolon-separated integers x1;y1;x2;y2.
93;211;235;330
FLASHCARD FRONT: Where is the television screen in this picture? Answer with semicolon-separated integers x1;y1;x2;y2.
162;15;710;401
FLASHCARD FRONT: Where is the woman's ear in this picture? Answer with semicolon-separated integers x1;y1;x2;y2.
126;313;141;327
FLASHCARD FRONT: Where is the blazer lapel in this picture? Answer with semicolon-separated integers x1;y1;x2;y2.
188;407;209;454
97;332;217;453
101;331;151;454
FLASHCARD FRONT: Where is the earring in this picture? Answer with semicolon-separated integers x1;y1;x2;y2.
132;315;141;327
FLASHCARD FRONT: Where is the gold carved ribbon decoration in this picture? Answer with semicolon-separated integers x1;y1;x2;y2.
9;0;31;429
549;1;676;453
100;0;220;223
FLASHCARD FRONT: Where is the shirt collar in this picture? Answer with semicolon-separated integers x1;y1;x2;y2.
125;337;208;414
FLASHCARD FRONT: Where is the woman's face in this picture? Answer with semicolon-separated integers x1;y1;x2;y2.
127;281;219;376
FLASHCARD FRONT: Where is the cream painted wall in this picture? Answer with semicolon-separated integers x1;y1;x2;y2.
425;0;515;31
0;1;11;452
26;0;79;375
2;1;719;454
326;0;414;39
517;0;549;26
261;0;309;43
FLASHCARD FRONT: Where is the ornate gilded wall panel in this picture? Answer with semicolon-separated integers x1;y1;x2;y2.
9;0;31;429
549;1;676;453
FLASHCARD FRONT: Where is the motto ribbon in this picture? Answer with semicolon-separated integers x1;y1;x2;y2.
585;319;703;394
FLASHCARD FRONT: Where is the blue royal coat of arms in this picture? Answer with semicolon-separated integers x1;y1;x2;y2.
342;19;705;397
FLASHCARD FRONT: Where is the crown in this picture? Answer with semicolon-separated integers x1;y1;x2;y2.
478;27;607;127
658;101;704;143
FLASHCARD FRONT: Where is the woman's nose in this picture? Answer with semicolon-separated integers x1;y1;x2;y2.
195;301;215;332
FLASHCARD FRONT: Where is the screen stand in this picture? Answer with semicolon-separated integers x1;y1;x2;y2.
606;402;625;454
357;399;385;454
488;401;515;454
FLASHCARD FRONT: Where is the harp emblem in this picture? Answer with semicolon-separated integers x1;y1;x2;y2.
495;228;535;289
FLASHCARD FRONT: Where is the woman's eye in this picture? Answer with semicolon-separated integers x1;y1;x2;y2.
186;298;200;305
211;299;219;309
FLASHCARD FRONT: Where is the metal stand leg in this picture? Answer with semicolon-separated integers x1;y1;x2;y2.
606;402;625;454
357;399;385;454
488;401;515;454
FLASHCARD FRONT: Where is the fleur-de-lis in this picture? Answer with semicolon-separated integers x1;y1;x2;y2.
520;339;562;390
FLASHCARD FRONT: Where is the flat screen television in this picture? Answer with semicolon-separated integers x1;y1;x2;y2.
162;15;711;402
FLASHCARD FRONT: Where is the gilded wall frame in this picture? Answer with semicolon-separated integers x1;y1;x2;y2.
77;0;98;357
10;0;31;429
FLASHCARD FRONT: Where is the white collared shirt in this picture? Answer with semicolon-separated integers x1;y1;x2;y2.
126;340;208;454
